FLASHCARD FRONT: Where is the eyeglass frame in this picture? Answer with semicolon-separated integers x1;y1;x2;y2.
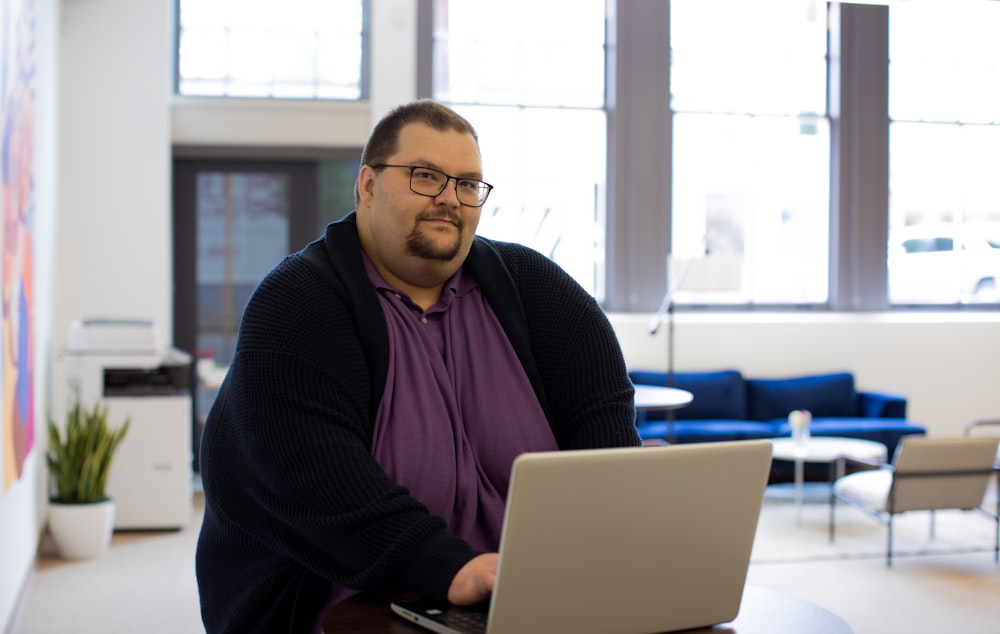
371;163;494;207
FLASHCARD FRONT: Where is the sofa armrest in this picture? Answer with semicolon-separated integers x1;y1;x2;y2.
857;390;907;419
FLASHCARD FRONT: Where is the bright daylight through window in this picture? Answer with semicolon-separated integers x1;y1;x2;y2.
176;0;364;99
670;0;830;305
887;1;1000;305
173;0;1000;309
433;0;608;300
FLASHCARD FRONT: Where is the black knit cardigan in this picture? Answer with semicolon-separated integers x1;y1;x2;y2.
195;213;639;633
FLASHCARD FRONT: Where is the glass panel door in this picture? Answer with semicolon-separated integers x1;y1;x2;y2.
173;156;359;468
193;171;292;365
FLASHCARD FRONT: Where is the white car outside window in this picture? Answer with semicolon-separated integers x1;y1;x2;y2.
888;223;1000;304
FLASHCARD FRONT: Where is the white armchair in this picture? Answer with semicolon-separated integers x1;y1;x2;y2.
828;436;1000;566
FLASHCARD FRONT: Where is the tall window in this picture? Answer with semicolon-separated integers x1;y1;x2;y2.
431;0;608;299
887;1;1000;305
176;0;366;99
669;0;831;304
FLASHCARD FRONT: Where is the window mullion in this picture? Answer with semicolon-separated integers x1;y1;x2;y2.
829;2;890;311
606;0;673;312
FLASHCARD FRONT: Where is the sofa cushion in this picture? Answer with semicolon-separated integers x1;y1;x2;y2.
636;419;779;443
747;372;856;422
629;369;747;420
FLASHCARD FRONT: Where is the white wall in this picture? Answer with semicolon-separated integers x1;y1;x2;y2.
56;0;172;352
369;0;418;121
610;312;1000;437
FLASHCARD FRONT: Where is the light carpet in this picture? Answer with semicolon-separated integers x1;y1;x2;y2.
752;486;999;565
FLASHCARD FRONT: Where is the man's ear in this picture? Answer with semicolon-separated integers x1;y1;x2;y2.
357;165;377;205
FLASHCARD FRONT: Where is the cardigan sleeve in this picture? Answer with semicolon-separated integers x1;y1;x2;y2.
196;252;481;631
471;239;641;451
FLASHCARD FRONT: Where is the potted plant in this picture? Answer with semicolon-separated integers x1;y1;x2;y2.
45;401;131;559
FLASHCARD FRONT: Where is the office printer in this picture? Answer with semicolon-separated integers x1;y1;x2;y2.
64;319;194;530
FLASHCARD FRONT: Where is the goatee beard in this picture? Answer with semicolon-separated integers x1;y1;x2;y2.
405;225;462;261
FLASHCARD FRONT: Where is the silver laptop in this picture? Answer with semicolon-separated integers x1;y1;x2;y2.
392;439;773;634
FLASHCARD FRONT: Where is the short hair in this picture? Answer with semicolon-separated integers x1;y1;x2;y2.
355;99;479;204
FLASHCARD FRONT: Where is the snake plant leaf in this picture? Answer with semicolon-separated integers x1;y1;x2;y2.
46;402;131;504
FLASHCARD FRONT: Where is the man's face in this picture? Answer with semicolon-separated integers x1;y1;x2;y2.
357;122;484;289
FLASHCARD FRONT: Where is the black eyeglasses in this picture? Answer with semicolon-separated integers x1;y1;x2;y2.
373;164;494;207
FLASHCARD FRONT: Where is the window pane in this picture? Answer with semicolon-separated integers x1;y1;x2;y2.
888;123;1000;304
452;105;606;297
672;114;830;304
888;2;1000;305
889;2;1000;124
433;0;605;108
177;0;364;99
670;0;830;304
671;0;828;116
434;0;607;299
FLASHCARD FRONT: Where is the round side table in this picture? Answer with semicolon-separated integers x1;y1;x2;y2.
769;436;887;521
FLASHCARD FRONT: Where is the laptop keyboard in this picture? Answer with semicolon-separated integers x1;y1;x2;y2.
441;606;488;633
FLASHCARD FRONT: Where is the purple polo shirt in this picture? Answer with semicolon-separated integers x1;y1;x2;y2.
312;256;559;630
363;253;558;551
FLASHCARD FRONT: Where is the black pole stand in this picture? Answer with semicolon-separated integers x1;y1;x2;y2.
648;267;680;444
665;301;676;444
648;241;708;444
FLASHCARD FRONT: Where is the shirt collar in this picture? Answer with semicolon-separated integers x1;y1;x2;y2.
361;252;479;312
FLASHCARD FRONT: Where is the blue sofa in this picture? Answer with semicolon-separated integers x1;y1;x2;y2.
628;369;926;458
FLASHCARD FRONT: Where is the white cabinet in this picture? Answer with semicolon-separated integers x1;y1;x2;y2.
104;395;193;530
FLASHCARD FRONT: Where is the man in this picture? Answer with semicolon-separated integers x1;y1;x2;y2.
195;99;639;633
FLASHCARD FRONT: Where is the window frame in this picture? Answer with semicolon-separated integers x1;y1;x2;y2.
172;0;372;101
603;1;888;313
172;0;1000;315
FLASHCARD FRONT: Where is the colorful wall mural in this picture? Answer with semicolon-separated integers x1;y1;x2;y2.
1;0;36;493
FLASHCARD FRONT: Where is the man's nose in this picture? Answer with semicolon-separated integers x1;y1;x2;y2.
434;176;462;206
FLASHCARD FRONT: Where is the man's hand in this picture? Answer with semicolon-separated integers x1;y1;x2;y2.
447;553;498;605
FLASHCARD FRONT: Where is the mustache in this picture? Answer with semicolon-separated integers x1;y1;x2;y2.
416;211;463;229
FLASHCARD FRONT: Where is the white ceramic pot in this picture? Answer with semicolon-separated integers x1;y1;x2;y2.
47;499;115;560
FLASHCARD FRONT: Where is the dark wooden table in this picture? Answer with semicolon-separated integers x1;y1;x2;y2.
322;585;853;633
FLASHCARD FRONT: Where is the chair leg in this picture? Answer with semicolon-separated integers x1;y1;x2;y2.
829;493;836;543
929;509;936;540
994;513;999;563
887;514;894;568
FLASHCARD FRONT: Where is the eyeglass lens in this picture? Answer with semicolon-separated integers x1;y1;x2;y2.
409;167;491;207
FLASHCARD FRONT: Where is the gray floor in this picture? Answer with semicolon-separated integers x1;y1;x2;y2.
11;488;1000;634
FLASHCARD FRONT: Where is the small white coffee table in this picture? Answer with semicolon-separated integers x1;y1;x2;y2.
769;436;888;521
633;385;694;445
633;385;694;411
